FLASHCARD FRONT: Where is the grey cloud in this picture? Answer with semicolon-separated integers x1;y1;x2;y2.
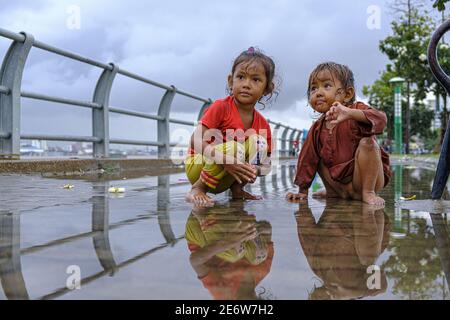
1;0;399;143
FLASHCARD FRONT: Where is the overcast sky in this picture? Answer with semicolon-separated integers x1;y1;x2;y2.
0;0;438;148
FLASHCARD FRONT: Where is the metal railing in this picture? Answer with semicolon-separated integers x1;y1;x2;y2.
0;28;304;160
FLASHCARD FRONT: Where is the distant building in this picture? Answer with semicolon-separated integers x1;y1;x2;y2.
20;143;44;156
425;91;444;132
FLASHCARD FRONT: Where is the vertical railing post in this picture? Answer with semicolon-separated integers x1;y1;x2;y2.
197;99;212;121
92;63;118;158
295;130;302;146
281;126;290;158
157;86;176;158
288;129;297;157
271;122;281;160
0;32;34;160
295;130;302;156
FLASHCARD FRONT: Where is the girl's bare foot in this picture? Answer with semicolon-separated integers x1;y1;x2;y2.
362;191;385;207
186;180;214;206
186;187;214;206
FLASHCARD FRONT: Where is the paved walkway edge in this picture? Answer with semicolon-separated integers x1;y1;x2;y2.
0;158;183;175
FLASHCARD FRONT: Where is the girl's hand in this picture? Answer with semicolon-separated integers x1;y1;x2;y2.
224;162;257;184
223;221;258;247
251;165;262;179
325;102;351;127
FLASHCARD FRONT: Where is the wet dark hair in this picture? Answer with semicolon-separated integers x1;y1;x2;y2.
307;62;356;105
228;47;279;107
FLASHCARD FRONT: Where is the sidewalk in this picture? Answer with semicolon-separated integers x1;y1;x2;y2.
0;158;184;177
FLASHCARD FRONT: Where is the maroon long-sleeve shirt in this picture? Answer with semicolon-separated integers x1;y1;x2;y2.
294;102;391;192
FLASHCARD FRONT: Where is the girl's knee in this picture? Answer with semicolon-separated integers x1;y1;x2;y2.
219;141;245;162
358;137;379;152
185;155;204;185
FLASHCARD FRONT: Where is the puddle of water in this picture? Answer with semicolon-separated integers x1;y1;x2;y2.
399;200;450;214
0;163;449;300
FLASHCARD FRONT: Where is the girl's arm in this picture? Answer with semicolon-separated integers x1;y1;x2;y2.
326;102;370;125
326;102;387;135
291;123;321;197
347;109;371;124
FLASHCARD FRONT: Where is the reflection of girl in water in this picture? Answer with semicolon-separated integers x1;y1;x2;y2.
185;204;274;300
295;201;390;300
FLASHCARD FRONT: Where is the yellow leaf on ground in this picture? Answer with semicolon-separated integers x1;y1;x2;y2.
400;195;416;201
108;187;125;193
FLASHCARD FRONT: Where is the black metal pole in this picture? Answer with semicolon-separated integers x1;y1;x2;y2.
428;19;450;199
430;213;450;290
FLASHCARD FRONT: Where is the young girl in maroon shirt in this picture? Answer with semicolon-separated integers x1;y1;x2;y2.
287;62;391;206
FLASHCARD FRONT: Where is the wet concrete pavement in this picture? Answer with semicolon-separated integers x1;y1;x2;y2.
0;161;449;299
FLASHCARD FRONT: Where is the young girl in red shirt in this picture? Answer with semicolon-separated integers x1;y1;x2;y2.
185;47;277;206
287;62;391;206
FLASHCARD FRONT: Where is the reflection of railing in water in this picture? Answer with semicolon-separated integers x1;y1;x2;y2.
0;176;183;300
0;211;29;300
157;176;176;243
247;164;296;196
92;182;118;275
257;164;297;197
40;236;184;300
0;165;296;299
428;19;450;199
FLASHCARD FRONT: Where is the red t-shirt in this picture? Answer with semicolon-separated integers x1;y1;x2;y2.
189;96;272;155
188;242;274;300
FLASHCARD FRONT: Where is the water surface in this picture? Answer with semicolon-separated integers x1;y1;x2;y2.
0;162;449;300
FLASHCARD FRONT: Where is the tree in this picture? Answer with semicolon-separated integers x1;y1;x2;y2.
379;5;435;153
432;0;449;11
363;68;397;140
364;2;450;153
410;102;438;151
363;67;435;146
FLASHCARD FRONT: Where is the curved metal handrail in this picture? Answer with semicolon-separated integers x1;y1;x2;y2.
428;19;450;199
428;19;450;92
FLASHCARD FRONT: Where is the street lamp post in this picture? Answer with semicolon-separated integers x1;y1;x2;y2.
389;77;405;154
